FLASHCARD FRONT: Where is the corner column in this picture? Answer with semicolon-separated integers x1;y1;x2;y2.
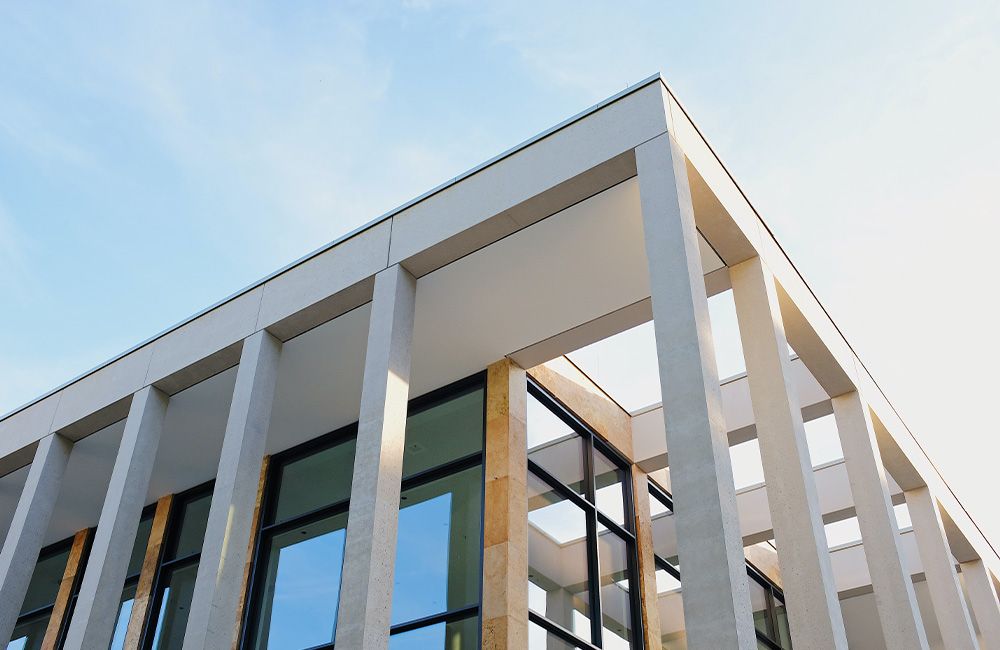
905;487;979;649
831;391;928;649
730;256;848;649
0;433;73;645
183;330;282;650
636;132;757;649
63;386;169;650
335;264;416;649
632;470;663;650
482;359;528;650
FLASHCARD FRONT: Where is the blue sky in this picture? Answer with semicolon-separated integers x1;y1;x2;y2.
2;2;999;543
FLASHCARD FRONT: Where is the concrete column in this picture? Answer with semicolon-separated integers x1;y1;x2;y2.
0;433;73;644
182;330;282;650
63;386;169;650
831;391;928;649
905;487;979;650
482;359;528;650
632;470;664;650
335;264;416;649
635;132;756;650
961;559;1000;647
730;256;848;649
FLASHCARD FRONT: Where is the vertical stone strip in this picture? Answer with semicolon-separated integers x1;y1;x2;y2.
482;359;528;650
183;330;282;650
230;456;270;650
0;433;73;645
632;470;663;650
40;528;91;650
63;385;169;650
730;256;848;649
961;559;1000;648
335;264;416;649
831;391;928;649
636;132;756;650
905;487;979;650
123;495;173;650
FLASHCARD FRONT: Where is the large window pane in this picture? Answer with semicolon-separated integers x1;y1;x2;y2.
392;465;483;625
127;514;153;578
527;474;592;643
597;528;634;648
7;611;49;650
253;512;348;649
749;579;771;637
148;562;198;650
169;493;211;561
272;438;356;523
528;620;578;650
655;568;685;650
402;387;484;479
527;394;585;496
593;448;626;526
388;616;478;650
20;547;70;614
649;498;678;568
109;584;137;650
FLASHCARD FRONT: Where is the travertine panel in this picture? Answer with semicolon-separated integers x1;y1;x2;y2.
40;528;91;650
632;470;663;650
123;495;172;650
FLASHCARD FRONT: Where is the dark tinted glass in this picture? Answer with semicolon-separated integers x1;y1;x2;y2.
169;494;211;560
253;512;348;649
392;465;483;625
7;610;50;650
272;437;356;523
126;512;154;578
402;387;484;479
109;583;137;650
148;562;199;650
20;548;70;614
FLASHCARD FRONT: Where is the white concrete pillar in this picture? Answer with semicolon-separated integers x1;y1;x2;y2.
730;256;848;650
0;433;73;644
63;386;168;650
335;264;416;649
635;132;757;650
905;487;979;650
961;559;1000;647
182;330;282;650
831;391;928;649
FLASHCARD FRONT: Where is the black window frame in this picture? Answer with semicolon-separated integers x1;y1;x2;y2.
526;379;644;650
238;372;488;650
646;479;790;649
9;534;88;650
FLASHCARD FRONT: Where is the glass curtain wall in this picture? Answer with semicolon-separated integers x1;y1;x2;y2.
241;374;485;650
647;481;791;650
6;541;76;650
107;507;155;649
526;381;642;650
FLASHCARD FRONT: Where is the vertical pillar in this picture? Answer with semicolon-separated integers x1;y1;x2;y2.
961;559;1000;647
0;433;73;644
905;487;979;649
335;264;416;649
63;386;169;650
636;132;757;650
730;256;848;649
632;470;664;650
831;391;928;649
40;528;91;650
123;495;172;650
183;330;282;650
482;359;528;650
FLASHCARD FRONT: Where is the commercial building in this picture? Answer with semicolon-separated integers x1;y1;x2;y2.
0;73;997;650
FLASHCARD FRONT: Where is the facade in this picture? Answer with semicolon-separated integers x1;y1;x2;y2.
0;73;998;650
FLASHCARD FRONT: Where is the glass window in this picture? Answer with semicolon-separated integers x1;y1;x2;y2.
388;616;478;650
527;393;586;496
168;494;211;560
148;562;198;650
272;438;356;523
529;619;580;649
252;512;348;649
402;386;484;479
392;466;482;624
6;543;73;650
594;447;627;527
108;584;137;650
7;611;50;650
750;578;771;637
597;528;635;647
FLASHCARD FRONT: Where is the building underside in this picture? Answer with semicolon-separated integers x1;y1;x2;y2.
0;74;998;650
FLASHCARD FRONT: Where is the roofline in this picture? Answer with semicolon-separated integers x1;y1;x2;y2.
1;73;665;423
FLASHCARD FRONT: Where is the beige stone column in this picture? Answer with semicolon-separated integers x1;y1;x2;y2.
482;359;528;650
906;487;979;649
183;330;282;650
831;391;928;649
636;132;756;650
632;470;663;650
961;559;1000;647
730;256;848;649
335;264;416;649
0;433;73;645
